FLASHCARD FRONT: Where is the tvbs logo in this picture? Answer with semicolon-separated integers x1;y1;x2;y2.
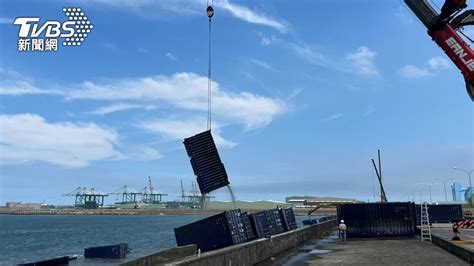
13;8;94;52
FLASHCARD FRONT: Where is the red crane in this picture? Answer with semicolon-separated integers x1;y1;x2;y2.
405;0;474;101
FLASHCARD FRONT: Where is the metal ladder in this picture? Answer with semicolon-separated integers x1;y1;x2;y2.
420;202;432;242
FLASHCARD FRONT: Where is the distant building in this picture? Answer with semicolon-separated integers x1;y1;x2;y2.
6;202;41;210
451;182;463;202
208;200;291;210
285;196;361;208
464;188;474;202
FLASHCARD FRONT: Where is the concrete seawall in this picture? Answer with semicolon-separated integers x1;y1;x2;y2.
121;245;198;266
431;234;474;263
123;220;337;266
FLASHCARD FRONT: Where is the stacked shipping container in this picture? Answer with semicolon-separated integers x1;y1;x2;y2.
174;209;249;252
281;207;298;231
175;207;299;252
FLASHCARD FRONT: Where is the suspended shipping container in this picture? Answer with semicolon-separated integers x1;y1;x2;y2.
84;243;130;259
183;130;230;194
174;209;248;252
337;202;416;238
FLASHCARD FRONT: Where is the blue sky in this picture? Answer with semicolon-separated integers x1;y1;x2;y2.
0;0;472;205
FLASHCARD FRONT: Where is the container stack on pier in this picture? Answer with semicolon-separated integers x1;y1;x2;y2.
174;207;298;252
174;209;250;252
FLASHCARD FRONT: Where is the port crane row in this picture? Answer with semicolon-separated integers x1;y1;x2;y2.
62;177;211;208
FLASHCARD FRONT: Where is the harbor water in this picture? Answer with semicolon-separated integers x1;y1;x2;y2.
0;214;312;265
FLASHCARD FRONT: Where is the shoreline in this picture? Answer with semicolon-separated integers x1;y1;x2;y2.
0;208;336;216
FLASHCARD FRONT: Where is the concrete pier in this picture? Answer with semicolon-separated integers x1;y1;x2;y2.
121;220;473;265
431;226;474;263
278;236;468;265
123;220;337;265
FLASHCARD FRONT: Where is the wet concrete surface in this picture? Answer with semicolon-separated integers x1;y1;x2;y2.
431;224;474;252
266;231;468;265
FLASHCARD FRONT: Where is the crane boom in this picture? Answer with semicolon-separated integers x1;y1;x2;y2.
371;159;387;202
307;203;339;216
405;0;474;101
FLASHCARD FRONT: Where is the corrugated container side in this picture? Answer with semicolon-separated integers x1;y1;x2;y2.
337;202;416;238
415;204;463;224
183;130;230;194
174;212;234;252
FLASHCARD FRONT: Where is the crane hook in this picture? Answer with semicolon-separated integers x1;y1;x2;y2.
207;5;214;21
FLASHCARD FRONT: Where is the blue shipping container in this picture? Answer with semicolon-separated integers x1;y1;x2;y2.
337;202;416;238
174;209;249;252
84;243;130;259
279;207;298;231
415;204;463;224
183;130;230;194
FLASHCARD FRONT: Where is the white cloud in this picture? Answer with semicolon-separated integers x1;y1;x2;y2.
0;67;63;96
286;88;302;100
428;56;451;70
219;0;289;33
0;114;120;167
323;113;344;122
88;103;158;115
165;52;177;61
85;0;289;33
249;58;277;72
400;65;430;78
0;80;62;96
283;42;380;77
0;17;13;24
259;33;277;46
139;118;237;148
346;46;379;76
125;146;163;161
66;72;286;130
289;42;331;68
2;70;286;150
400;56;451;78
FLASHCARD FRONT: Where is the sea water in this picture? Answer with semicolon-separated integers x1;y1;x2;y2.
0;214;310;265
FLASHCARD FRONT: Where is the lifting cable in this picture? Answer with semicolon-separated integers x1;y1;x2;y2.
207;0;214;131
